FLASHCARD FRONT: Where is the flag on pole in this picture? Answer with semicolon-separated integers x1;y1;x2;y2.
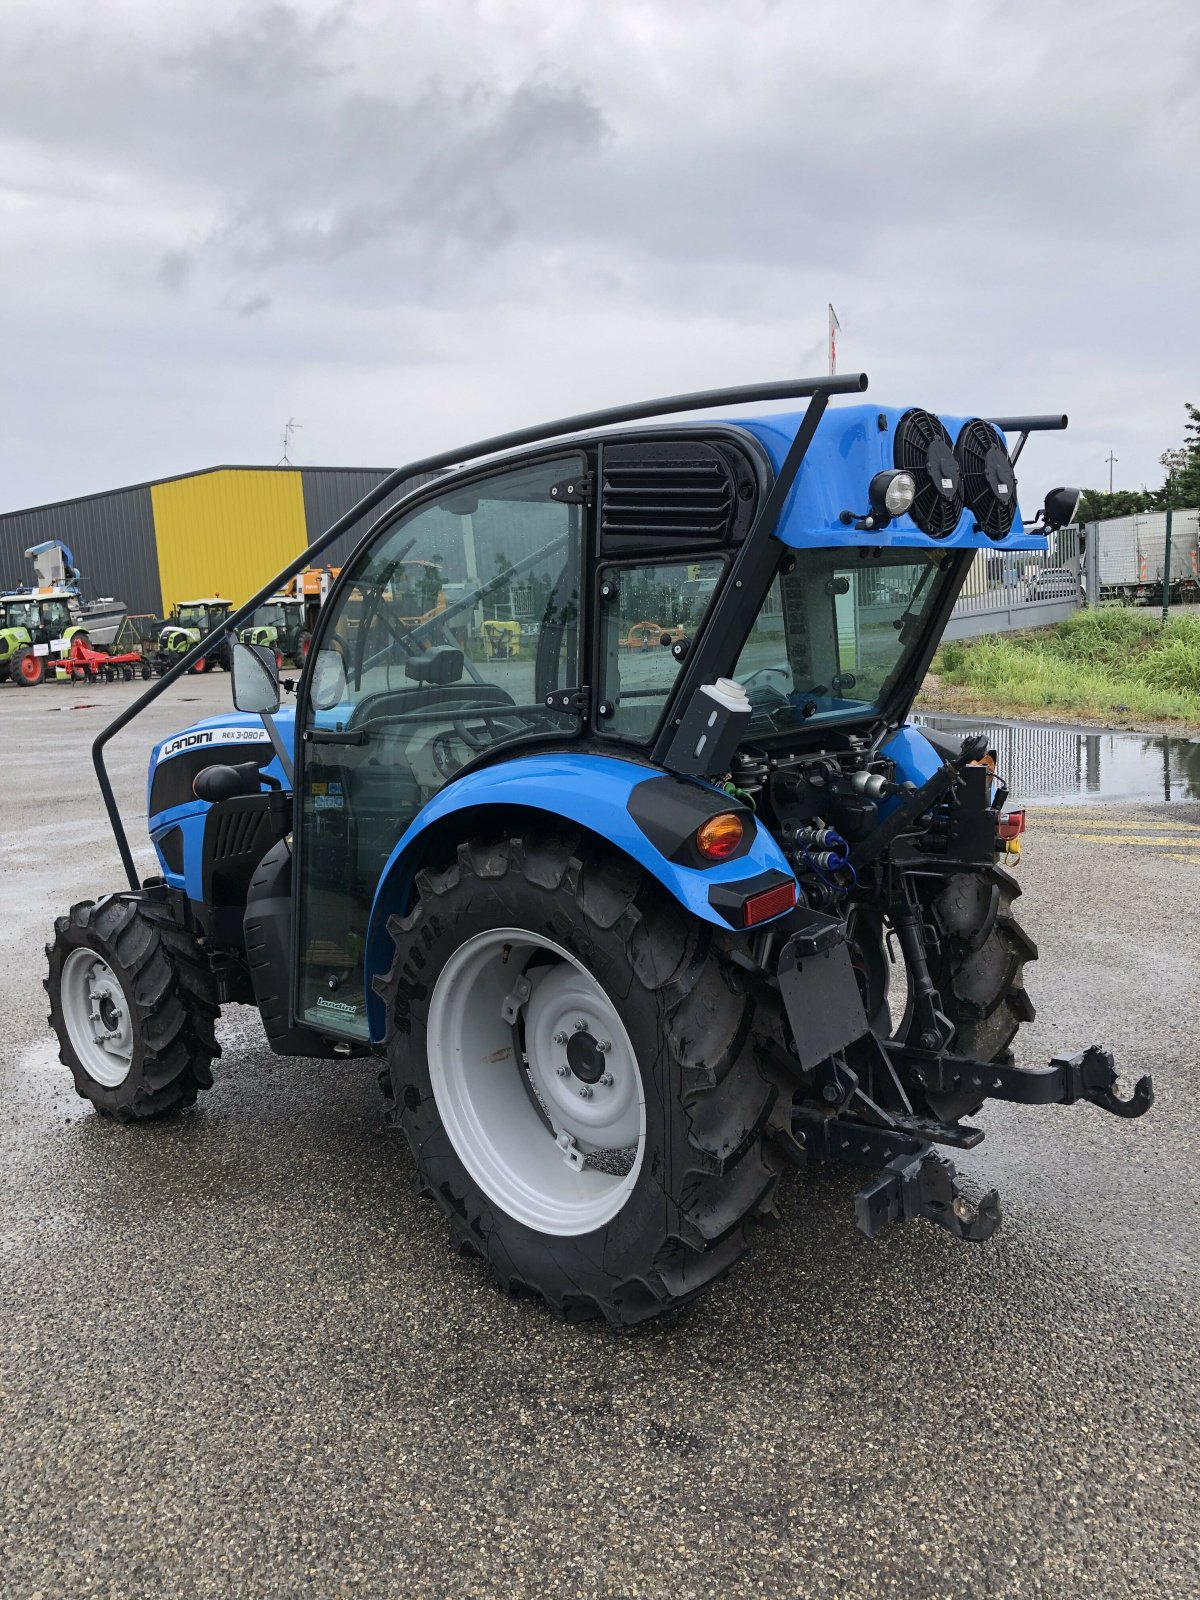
828;304;841;376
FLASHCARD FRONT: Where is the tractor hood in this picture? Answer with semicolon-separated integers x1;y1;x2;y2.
147;710;295;823
735;406;1050;553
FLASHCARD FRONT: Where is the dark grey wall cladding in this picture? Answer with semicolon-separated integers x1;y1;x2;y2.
300;469;438;569
0;484;162;617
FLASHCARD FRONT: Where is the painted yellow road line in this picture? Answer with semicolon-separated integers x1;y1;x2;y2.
1057;834;1200;847
1036;825;1200;838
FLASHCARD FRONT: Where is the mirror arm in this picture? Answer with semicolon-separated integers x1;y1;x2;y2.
260;712;294;786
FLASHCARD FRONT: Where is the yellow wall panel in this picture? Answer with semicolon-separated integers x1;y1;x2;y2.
150;469;308;613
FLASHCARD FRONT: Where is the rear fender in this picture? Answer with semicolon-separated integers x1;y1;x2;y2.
882;724;944;787
363;751;796;1042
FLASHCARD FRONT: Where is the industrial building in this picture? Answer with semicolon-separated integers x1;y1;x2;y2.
0;465;433;619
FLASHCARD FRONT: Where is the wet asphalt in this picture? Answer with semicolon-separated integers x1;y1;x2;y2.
1;677;1197;1600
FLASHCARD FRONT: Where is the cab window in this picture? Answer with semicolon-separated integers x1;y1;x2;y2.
597;560;722;740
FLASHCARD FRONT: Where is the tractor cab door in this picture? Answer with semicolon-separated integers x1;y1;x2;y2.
294;453;590;1039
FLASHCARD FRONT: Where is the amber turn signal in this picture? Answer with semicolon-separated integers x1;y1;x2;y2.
695;811;745;861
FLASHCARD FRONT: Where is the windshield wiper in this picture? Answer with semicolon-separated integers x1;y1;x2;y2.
891;565;935;647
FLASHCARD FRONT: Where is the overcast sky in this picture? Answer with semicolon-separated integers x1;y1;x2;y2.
2;0;1197;515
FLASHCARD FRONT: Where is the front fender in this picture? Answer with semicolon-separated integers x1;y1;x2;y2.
0;628;27;663
362;751;797;1042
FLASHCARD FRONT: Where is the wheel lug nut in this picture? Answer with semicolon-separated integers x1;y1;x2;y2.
556;1064;569;1077
596;1039;611;1053
578;1086;593;1099
599;1074;614;1087
574;1019;587;1031
553;1031;568;1045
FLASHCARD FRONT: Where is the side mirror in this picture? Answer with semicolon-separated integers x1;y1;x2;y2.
309;647;349;711
1043;486;1081;533
230;640;281;714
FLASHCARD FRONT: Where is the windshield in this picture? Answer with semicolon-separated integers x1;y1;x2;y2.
733;548;959;731
250;603;287;629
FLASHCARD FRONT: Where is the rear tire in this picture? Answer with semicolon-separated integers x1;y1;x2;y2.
921;865;1036;1063
12;648;43;687
375;834;787;1325
45;897;220;1121
851;866;1036;1119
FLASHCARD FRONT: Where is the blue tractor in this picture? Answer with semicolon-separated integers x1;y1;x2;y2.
45;376;1152;1324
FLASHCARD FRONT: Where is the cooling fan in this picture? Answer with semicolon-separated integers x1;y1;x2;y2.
956;419;1018;539
892;409;964;537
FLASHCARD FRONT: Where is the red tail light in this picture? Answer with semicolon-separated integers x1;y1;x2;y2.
742;880;797;927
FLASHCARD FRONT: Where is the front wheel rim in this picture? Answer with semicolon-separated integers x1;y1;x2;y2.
426;928;646;1236
60;948;135;1088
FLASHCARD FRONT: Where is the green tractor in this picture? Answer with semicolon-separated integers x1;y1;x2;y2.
156;599;234;675
238;595;310;669
0;593;92;687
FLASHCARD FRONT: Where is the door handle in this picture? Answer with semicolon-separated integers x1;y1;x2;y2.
304;728;367;745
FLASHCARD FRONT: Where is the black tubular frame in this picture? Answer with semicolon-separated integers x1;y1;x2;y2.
649;376;866;766
989;413;1069;467
93;373;869;887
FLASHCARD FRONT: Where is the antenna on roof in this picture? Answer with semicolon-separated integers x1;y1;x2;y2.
278;417;301;466
828;304;841;376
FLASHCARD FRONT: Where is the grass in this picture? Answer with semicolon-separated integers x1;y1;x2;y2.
930;606;1200;727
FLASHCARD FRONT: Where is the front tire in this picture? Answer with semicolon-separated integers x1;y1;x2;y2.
375;835;785;1325
12;648;44;687
45;897;220;1120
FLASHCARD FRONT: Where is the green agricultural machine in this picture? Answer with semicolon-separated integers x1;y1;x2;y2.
156;599;234;675
239;596;311;668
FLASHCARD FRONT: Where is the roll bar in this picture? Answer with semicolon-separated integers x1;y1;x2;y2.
93;372;869;887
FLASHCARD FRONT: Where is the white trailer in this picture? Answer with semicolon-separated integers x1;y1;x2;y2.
1087;509;1200;601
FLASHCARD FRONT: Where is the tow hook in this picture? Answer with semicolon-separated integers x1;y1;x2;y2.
798;1115;1001;1243
1051;1045;1154;1118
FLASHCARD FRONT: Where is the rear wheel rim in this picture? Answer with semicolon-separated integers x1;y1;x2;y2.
19;655;40;682
426;928;646;1236
60;948;134;1088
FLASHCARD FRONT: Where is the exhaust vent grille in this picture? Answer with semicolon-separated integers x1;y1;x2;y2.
599;442;743;552
956;418;1017;540
893;409;964;538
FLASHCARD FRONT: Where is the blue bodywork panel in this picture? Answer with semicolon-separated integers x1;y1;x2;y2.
732;406;1048;553
361;751;797;1041
147;710;295;901
881;724;944;788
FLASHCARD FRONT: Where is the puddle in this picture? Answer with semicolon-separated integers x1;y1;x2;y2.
913;714;1200;805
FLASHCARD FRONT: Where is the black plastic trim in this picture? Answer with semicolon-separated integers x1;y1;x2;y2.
707;867;795;927
626;775;753;868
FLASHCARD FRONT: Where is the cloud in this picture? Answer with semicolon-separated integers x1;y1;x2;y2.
0;0;1197;507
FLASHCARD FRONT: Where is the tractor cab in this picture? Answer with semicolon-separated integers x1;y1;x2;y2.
0;591;74;641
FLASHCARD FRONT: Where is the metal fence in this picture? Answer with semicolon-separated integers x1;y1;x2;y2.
945;525;1082;639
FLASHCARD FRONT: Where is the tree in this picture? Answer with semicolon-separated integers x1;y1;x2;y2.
1075;487;1161;524
1170;404;1200;508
